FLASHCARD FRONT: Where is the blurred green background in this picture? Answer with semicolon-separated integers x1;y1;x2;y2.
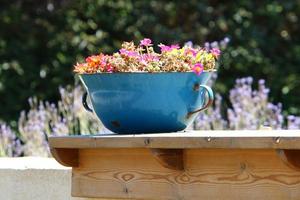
1;0;299;124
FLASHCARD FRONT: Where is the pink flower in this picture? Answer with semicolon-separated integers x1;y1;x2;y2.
158;44;171;52
210;48;221;58
139;59;148;65
170;44;180;50
106;64;113;73
127;51;138;57
138;55;147;64
192;63;204;75
119;48;138;57
140;38;152;46
158;44;180;53
146;54;159;62
119;48;128;55
139;54;159;63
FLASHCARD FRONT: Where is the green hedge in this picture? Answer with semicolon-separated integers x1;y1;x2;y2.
0;0;299;121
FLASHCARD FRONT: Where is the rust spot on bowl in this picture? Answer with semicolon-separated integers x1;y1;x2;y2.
193;83;200;91
111;120;120;127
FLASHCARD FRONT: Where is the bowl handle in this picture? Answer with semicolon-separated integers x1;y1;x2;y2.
82;92;93;113
187;84;214;118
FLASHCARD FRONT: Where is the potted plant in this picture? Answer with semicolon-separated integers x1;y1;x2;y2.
74;39;221;134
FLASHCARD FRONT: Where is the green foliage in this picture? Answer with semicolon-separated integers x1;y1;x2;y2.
0;0;299;121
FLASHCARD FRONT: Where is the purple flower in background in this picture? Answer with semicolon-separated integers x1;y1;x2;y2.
194;76;294;130
194;94;227;130
17;85;106;157
224;37;230;43
211;41;218;48
220;37;230;47
0;122;22;157
204;42;210;50
201;37;230;50
288;115;300;129
259;79;265;85
184;41;193;47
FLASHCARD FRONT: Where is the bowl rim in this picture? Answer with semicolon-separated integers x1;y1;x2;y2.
77;70;217;76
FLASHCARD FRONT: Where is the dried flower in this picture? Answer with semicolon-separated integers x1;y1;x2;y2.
74;40;221;75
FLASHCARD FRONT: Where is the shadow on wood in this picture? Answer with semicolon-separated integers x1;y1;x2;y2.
50;148;78;167
150;149;184;170
277;149;300;170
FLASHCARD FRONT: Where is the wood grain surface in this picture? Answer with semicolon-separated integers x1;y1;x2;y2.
72;148;300;200
49;130;300;149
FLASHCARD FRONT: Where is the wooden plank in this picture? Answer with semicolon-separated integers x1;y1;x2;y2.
49;130;300;149
72;148;300;200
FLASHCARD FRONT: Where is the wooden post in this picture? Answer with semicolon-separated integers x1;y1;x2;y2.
49;130;300;200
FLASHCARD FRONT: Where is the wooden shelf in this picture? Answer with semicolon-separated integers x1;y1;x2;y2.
49;130;300;149
49;130;300;200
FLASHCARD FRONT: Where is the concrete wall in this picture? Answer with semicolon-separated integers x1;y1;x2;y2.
0;157;104;200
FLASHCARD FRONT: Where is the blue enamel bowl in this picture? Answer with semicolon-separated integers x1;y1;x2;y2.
80;72;214;134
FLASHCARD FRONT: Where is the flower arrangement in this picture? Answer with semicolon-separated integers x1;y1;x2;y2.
74;38;221;75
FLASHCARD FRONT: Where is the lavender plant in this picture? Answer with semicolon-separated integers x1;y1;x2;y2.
287;115;300;130
18;85;105;156
0;122;22;157
18;98;61;157
227;78;284;129
194;94;227;130
194;77;296;130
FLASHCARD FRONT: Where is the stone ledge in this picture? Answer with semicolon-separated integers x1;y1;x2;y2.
0;157;109;200
0;157;69;170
